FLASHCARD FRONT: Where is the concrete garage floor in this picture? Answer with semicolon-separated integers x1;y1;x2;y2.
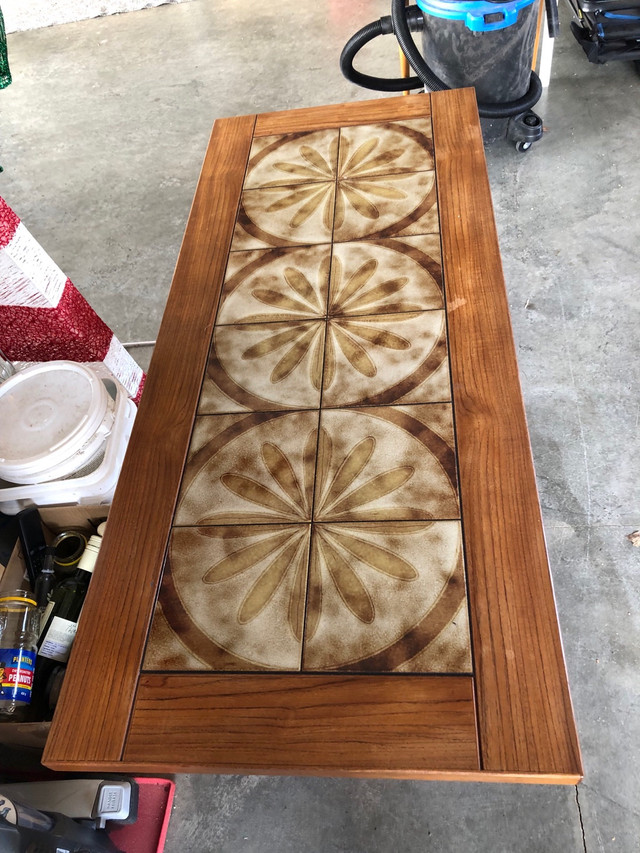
1;1;639;850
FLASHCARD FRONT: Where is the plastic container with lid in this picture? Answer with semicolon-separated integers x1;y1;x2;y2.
0;362;136;514
0;361;115;485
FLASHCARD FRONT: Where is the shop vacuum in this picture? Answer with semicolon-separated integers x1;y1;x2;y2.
341;0;559;150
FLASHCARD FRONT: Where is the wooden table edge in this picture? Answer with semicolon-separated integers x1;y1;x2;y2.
431;87;582;779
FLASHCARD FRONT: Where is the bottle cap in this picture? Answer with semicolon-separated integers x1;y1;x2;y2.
96;521;107;537
77;535;103;574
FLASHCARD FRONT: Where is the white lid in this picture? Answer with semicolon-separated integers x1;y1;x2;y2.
0;362;110;483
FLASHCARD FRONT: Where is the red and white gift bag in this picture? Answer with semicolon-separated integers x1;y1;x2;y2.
0;196;145;402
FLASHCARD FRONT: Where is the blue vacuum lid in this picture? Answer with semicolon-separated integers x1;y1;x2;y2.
416;0;537;31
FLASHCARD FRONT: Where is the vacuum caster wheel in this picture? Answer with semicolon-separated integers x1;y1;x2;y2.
515;141;532;153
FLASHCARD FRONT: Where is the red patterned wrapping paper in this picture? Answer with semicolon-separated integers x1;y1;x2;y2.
0;196;145;403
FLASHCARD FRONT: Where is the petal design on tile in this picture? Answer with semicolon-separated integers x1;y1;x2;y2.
349;179;407;201
283;266;323;310
342;277;409;312
337;320;411;351
241;324;307;359
261;442;305;508
330;257;377;311
328;466;414;517
340;137;380;174
250;288;315;315
290;185;333;229
319;436;375;512
321;312;449;408
221;473;299;517
270;324;321;383
324;527;418;580
329;238;443;316
331;324;377;378
238;533;306;624
340;182;380;220
299;144;334;175
203;528;294;583
289;542;310;642
346;148;405;177
317;532;375;624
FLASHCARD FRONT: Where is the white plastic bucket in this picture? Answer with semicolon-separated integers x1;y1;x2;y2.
0;362;115;485
0;372;136;514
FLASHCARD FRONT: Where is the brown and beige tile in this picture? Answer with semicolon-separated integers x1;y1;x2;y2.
244;129;339;189
321;310;450;408
301;519;469;672
231;181;335;251
328;236;443;316
313;405;459;523
144;524;311;671
199;320;325;413
338;118;434;179
217;245;331;325
332;169;438;243
175;410;320;526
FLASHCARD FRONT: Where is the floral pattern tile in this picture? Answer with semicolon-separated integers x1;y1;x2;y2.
338;119;434;177
144;524;311;671
333;170;438;243
302;520;468;671
329;236;443;316
244;129;339;189
174;410;319;526
144;116;474;677
217;245;331;325
322;311;450;408
231;181;335;251
200;320;325;413
314;406;459;522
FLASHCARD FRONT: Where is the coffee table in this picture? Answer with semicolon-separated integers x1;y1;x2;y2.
44;90;582;782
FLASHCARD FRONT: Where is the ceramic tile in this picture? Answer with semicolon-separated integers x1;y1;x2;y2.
301;520;470;672
217;245;331;325
313;405;459;523
332;170;438;244
143;524;311;671
338;118;434;178
321;311;450;408
175;410;320;526
328;236;443;316
230;181;335;250
199;320;325;413
244;129;340;189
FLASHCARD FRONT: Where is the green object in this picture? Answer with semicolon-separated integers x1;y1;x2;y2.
0;5;11;89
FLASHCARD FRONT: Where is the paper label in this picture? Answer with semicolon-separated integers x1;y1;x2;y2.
39;616;77;663
0;647;35;703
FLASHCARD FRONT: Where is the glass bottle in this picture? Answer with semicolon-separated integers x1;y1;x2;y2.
37;535;101;663
0;590;39;718
33;534;102;719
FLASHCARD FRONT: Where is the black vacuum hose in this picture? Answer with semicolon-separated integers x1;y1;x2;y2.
340;17;425;90
340;2;543;120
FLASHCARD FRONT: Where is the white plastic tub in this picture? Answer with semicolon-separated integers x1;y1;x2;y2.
0;363;136;514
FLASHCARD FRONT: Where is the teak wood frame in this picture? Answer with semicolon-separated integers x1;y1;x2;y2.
44;90;582;782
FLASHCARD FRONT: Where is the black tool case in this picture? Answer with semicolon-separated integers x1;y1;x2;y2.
568;0;640;62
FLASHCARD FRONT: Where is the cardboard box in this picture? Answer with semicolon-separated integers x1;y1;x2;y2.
0;505;108;752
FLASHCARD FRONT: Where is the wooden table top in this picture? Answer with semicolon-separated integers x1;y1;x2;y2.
44;90;582;782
